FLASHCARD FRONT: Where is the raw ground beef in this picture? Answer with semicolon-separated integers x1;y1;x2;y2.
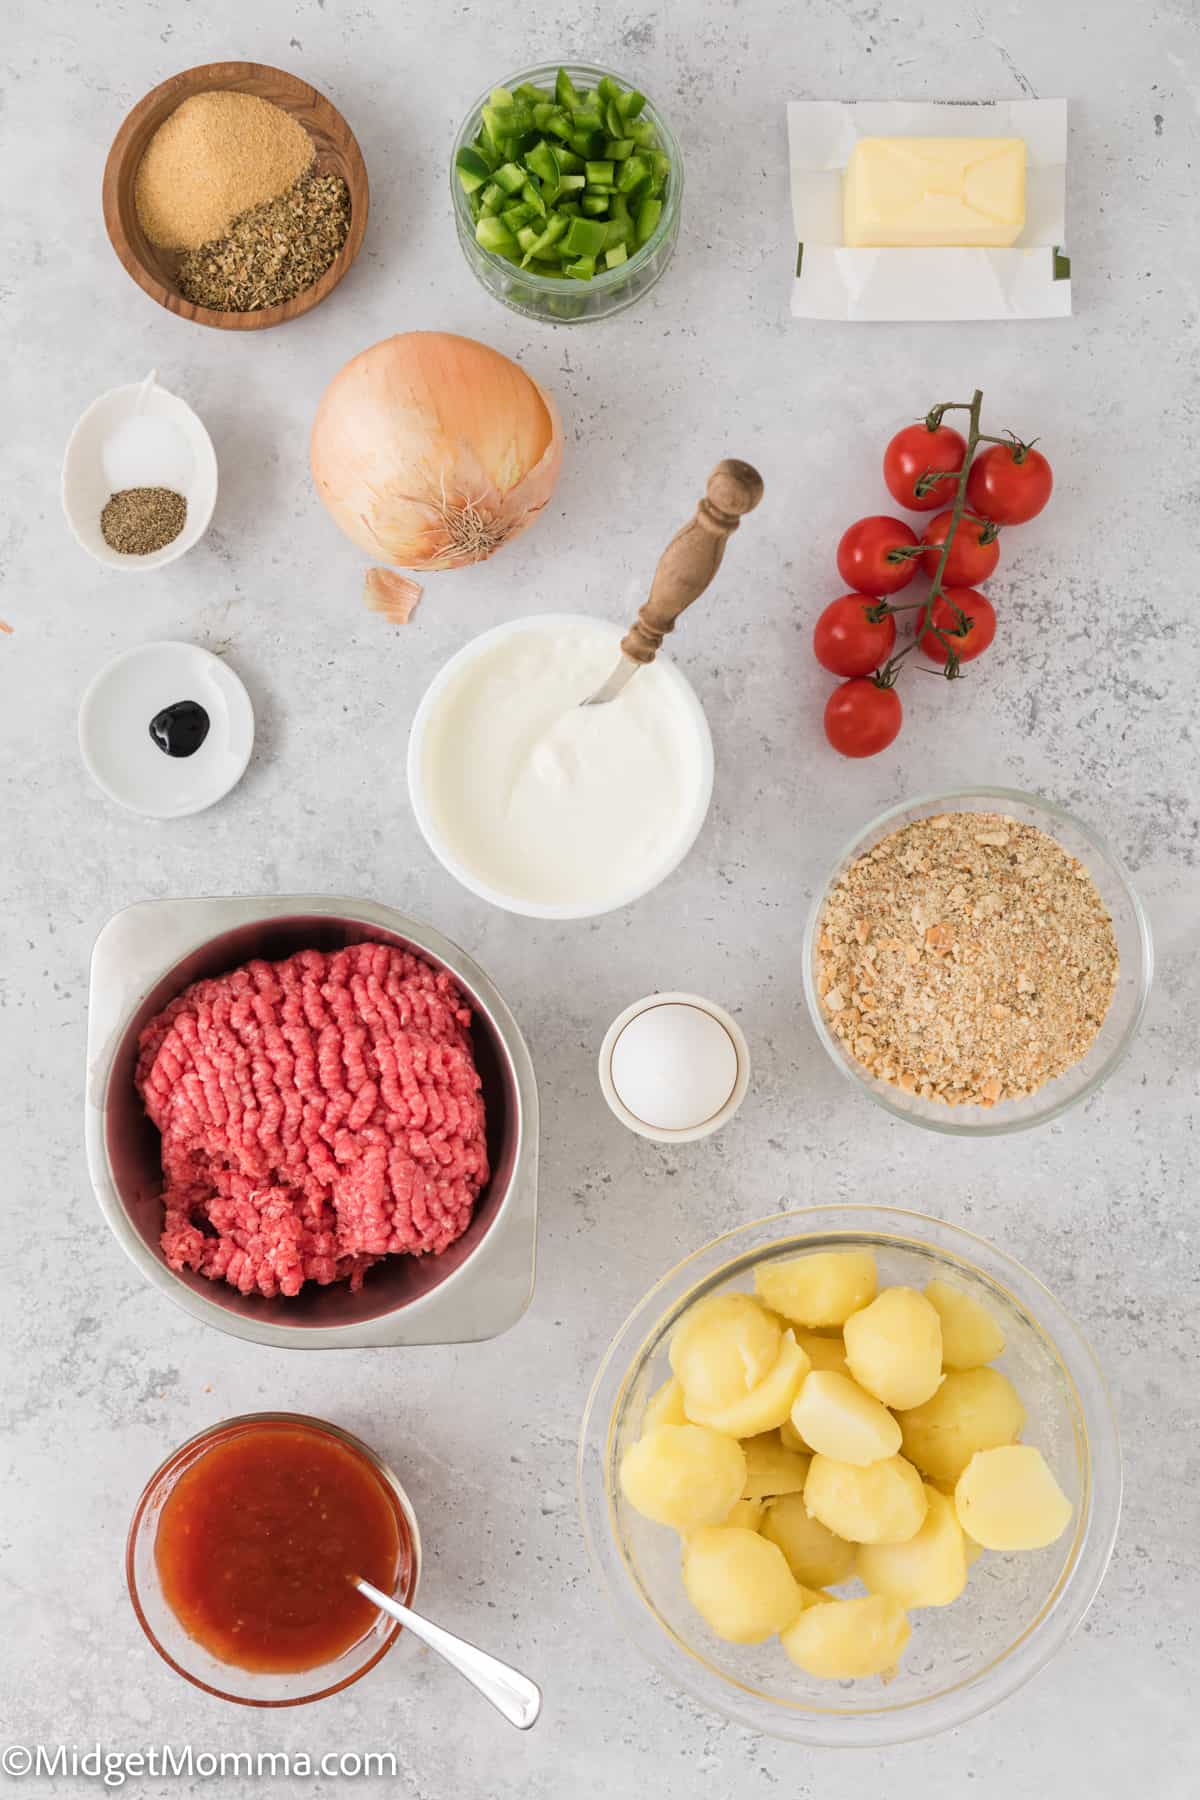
136;943;489;1299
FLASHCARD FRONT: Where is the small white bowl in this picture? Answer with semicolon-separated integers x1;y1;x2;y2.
78;641;254;818
407;614;714;920
62;372;217;571
599;993;751;1144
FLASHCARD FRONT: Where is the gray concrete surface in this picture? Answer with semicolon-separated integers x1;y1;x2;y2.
2;0;1197;1794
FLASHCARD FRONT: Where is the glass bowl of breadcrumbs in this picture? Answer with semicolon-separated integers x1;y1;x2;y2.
803;788;1152;1135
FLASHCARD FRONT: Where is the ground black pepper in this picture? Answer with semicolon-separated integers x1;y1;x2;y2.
100;487;188;556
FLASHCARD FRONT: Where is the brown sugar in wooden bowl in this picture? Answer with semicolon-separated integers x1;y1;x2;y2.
102;61;368;331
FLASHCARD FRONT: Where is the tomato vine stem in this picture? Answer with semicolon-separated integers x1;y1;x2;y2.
876;387;990;688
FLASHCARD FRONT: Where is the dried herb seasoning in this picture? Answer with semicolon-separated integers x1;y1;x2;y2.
177;171;351;312
101;487;188;556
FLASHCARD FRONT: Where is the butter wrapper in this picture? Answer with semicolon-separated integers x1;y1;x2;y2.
788;98;1070;322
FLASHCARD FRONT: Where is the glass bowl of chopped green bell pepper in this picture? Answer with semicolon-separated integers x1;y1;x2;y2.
451;62;683;323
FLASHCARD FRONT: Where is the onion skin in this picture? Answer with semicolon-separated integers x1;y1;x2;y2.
364;567;423;623
310;331;563;572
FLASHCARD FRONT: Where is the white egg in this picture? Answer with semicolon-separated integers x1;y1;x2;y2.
609;1003;740;1132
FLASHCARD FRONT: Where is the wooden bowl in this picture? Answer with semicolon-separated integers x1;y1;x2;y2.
102;61;368;331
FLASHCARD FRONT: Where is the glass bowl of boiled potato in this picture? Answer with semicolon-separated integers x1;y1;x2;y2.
578;1208;1120;1746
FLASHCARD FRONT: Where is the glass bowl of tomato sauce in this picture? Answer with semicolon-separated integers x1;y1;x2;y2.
127;1414;421;1706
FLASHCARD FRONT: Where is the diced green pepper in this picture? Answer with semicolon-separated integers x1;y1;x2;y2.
476;216;519;255
521;177;547;217
501;201;538;231
635;195;662;244
455;145;491;193
617;154;650;194
561;215;609;257
520;211;569;266
525;139;559;187
463;66;668;284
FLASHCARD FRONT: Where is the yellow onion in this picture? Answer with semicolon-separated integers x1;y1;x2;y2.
310;331;563;572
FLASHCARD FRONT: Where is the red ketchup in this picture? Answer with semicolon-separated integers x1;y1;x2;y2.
154;1420;406;1673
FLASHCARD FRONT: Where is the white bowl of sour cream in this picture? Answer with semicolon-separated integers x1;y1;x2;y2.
408;614;714;919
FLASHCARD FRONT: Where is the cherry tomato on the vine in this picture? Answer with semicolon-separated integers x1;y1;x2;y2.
919;511;1000;586
823;679;902;758
883;422;967;511
919;589;997;666
836;516;920;597
813;594;898;677
966;442;1053;525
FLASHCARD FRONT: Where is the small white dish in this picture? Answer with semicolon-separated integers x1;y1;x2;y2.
62;371;218;571
407;614;714;921
78;641;254;818
598;992;751;1144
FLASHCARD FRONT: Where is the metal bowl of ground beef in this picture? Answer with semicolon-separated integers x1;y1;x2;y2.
85;896;538;1347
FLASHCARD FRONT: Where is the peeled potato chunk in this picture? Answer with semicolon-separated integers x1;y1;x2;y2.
742;1433;811;1500
954;1445;1073;1551
929;1478;985;1564
643;1376;688;1432
755;1250;877;1328
780;1417;809;1454
791;1369;902;1467
619;1424;746;1533
670;1293;781;1417
761;1491;856;1588
722;1498;766;1532
688;1330;810;1436
857;1484;967;1607
843;1286;943;1410
683;1527;804;1643
805;1453;927;1545
898;1367;1025;1486
781;1593;910;1679
925;1279;1006;1370
797;1329;850;1376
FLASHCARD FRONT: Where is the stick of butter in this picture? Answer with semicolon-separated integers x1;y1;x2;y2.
843;137;1026;248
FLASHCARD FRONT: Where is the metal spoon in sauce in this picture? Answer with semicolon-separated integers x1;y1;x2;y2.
354;1577;542;1730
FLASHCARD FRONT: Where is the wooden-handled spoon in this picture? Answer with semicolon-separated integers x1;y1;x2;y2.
582;459;764;705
